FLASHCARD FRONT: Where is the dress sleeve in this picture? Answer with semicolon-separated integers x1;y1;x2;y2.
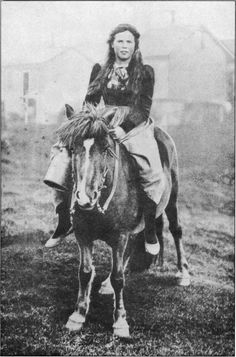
84;63;102;105
140;64;155;120
120;64;155;133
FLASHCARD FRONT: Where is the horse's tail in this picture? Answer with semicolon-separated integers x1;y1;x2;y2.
129;232;154;272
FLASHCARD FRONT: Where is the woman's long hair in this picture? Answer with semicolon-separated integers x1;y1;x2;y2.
87;24;144;106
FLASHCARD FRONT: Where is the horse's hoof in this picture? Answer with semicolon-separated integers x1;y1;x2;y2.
99;284;114;295
145;241;160;255
99;278;114;295
113;319;130;338
66;320;83;332
175;270;190;286
113;326;130;339
177;278;190;286
66;312;85;332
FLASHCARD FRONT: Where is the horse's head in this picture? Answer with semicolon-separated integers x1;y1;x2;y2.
57;103;118;211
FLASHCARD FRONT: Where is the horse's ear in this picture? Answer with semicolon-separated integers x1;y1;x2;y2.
97;97;106;111
65;104;74;119
102;106;117;122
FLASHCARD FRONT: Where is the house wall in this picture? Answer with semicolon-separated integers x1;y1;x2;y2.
2;64;45;123
2;68;25;116
2;33;232;127
2;50;93;124
34;50;93;124
147;30;230;128
144;57;169;99
169;31;227;102
151;100;184;129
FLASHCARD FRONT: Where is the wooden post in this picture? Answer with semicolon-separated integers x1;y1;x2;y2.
23;71;29;125
24;96;29;125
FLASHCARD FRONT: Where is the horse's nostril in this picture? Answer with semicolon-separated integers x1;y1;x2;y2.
93;191;98;200
76;191;80;199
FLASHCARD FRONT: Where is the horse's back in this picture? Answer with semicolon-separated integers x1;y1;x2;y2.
153;125;178;171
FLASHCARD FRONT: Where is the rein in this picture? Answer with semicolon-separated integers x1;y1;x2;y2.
97;141;120;214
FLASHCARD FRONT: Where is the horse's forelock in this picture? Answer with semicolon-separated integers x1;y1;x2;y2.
56;105;110;148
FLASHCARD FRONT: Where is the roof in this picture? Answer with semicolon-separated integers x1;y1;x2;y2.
220;39;235;56
201;26;234;60
3;24;234;68
141;25;198;57
141;24;235;60
2;46;93;68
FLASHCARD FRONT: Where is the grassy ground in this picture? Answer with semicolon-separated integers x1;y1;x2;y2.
1;121;234;356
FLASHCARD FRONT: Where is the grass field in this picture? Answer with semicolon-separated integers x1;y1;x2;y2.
1;120;234;356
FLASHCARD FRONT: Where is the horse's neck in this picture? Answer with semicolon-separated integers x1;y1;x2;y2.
100;144;140;226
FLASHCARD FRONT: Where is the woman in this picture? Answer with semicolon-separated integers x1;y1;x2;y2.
44;24;164;256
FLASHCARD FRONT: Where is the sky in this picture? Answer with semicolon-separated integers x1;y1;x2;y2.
2;1;235;64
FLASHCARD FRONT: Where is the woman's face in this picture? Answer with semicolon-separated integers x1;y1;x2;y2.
112;30;135;62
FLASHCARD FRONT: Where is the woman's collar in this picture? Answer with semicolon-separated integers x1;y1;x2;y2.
113;61;129;69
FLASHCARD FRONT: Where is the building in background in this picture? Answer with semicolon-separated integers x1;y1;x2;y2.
2;24;234;127
2;47;93;125
141;24;234;128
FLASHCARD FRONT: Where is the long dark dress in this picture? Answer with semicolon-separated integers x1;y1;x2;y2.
85;63;155;133
84;63;165;205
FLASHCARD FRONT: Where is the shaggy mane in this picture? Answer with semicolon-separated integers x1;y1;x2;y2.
56;103;111;148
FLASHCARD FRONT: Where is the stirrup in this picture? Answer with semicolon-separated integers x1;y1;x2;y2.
145;241;160;255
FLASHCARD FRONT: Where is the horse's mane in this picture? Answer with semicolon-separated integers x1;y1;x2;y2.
56;103;129;149
56;103;112;148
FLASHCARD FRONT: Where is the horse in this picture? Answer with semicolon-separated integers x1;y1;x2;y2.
56;103;190;338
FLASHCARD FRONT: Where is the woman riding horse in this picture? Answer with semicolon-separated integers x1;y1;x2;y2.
44;23;165;256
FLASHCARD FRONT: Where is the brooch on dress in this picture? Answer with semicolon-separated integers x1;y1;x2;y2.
107;66;129;91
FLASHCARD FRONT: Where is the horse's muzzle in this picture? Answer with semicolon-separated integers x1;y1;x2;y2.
75;190;98;211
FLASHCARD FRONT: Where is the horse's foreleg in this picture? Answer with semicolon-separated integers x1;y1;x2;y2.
165;198;190;286
66;237;95;331
99;235;133;296
110;233;130;338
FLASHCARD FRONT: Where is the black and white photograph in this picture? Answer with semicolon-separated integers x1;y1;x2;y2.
1;1;235;355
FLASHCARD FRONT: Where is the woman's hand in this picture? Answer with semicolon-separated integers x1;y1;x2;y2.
109;126;126;142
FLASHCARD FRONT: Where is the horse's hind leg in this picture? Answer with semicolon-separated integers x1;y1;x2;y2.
110;233;130;338
165;190;190;286
66;236;95;331
155;214;164;268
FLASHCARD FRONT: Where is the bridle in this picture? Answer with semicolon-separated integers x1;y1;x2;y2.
71;138;120;216
96;140;119;214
